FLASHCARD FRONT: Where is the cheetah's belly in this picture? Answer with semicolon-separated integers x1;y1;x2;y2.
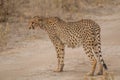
59;33;82;48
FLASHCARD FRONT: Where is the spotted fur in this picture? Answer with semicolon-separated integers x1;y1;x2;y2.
29;16;107;76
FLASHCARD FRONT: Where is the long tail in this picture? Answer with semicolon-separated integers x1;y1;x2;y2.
102;60;108;70
93;24;108;70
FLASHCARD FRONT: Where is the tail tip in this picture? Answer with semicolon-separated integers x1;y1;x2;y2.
103;63;108;70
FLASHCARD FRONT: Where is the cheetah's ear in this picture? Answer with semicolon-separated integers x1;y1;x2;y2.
38;17;46;22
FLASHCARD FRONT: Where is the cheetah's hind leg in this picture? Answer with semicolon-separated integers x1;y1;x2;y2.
83;44;97;76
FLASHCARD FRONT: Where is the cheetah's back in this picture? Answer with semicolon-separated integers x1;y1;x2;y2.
55;19;99;48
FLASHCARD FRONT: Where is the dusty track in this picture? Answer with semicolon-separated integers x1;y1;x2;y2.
0;15;120;80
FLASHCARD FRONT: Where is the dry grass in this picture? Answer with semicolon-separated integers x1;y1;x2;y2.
0;0;120;51
0;23;9;50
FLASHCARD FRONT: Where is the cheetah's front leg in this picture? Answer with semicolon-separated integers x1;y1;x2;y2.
54;43;65;72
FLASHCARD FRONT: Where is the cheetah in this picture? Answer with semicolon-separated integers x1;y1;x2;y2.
28;16;108;76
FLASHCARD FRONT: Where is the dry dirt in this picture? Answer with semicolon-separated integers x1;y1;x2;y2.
0;14;120;80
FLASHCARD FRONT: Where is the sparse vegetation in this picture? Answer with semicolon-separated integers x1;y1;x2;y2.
0;23;9;51
0;0;120;51
0;0;9;22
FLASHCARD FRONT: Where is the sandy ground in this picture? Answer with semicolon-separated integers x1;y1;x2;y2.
0;14;120;80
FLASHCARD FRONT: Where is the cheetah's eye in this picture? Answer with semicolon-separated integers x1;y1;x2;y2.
38;18;43;21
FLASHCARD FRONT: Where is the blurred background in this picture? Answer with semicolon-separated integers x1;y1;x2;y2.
0;0;120;52
0;1;120;80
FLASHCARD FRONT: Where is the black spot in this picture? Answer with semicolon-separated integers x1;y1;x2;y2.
98;46;101;48
95;44;97;46
95;52;98;54
99;55;102;57
99;50;101;53
88;55;90;57
101;59;103;62
56;47;58;49
61;49;64;51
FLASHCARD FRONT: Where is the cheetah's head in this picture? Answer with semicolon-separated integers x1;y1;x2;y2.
28;16;44;29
